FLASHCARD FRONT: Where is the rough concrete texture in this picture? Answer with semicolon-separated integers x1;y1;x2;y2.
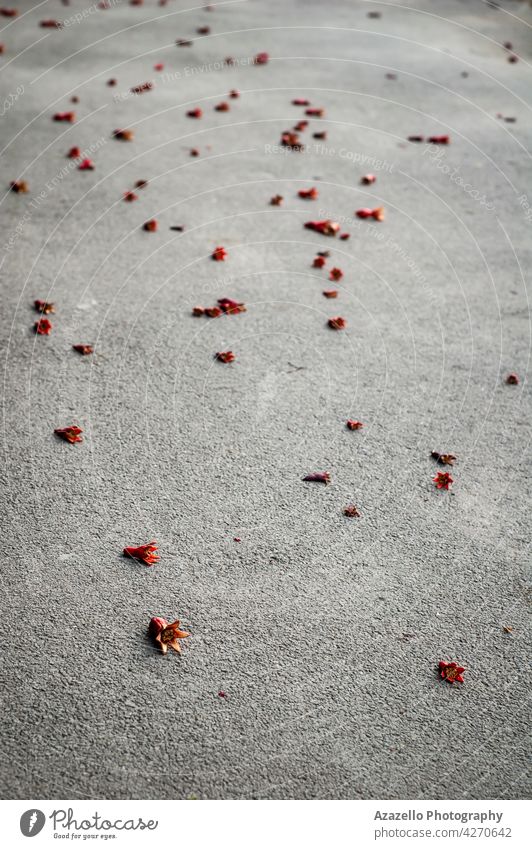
0;0;530;800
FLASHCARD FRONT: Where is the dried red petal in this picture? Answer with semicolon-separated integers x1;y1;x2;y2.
73;344;93;355
187;107;203;118
254;52;269;64
124;541;159;566
53;111;75;122
313;256;326;268
218;297;246;314
292;98;310;106
218;691;227;697
67;146;81;158
123;190;138;202
356;207;384;221
344;505;360;518
54;425;83;444
329;267;343;281
346;420;363;430
305;220;339;236
215;101;230;112
303;472;330;484
212;245;227;261
215;351;235;363
34;318;52;335
298;187;318;200
10;180;28;193
506;373;519;385
322;290;338;298
361;174;376;185
508;54;518;63
431;451;456;466
113;128;134;141
270;194;284;206
131;82;153;94
428;135;450;145
439;661;465;684
144;219;158;232
433;471;453;490
305;107;324;117
78;158;95;170
34;300;55;314
328;316;346;330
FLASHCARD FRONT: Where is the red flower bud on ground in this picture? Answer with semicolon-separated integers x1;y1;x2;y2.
187;107;203;118
254;52;269;64
54;425;83;444
281;131;303;150
149;617;190;654
305;220;340;236
212;245;227;261
113;128;134;141
328;316;346;330
215;351;235;363
292;98;310;106
67;146;81;158
346;420;363;430
298;187;318;200
506;373;519;385
53;111;75;122
329;267;343;281
143;219;158;232
123;190;138;202
10;180;28;193
34;318;52;335
361;174;376;184
431;451;456;466
34;300;55;314
124;541;159;566
218;297;246;314
78;158;95;170
433;471;453;490
323;290;338;298
303;472;331;484
439;661;465;684
313;256;326;268
215;101;230;111
428;135;450;145
270;194;283;205
344;505;360;518
73;344;93;355
305;107;324;117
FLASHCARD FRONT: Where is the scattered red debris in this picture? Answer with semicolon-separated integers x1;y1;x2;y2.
53;112;75;122
225;57;235;65
254;52;269;64
73;344;93;355
215;101;230;112
292;98;310;106
10;180;28;193
144;219;158;232
303;472;330;484
154;62;164;71
124;541;159;566
298;187;318;200
281;130;303;150
215;351;235;363
508;54;518;64
54;425;83;444
0;9;18;17
229;89;240;98
305;220;340;236
305;107;324;117
356;207;385;221
78;158;95;170
190;148;200;157
431;452;456;466
212;245;227;261
361;174;376;185
131;82;153;94
107;78;117;86
428;135;450;145
0;45;4;54
433;471;453;490
123;190;138;202
439;661;465;684
408;135;424;142
323;290;338;298
170;225;185;231
34;300;55;314
135;179;148;189
270;194;283;206
218;297;246;314
176;38;193;47
339;233;350;240
34;318;52;335
204;306;222;318
313;256;326;268
329;267;343;281
346;420;363;430
218;690;227;697
293;120;308;132
40;19;62;28
344;505;361;518
67;146;81;158
328;316;346;330
113;128;134;141
197;25;210;34
313;131;327;140
187;107;203;118
506;373;519;385
149;617;190;654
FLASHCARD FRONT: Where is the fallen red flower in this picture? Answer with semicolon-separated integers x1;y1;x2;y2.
431;451;456;466
229;89;240;98
280;131;303;150
270;194;283;206
407;135;424;142
433;471;453;490
428;135;450;145
78;158;95;170
298;187;318;200
254;52;269;64
34;318;52;335
313;256;326;268
361;174;376;185
190;148;200;157
34;300;55;314
303;472;330;484
54;425;83;444
67;146;81;158
506;373;519;385
53;112;75;122
344;504;361;518
356;207;385;221
305;220;340;236
40;19;62;27
123;190;138;202
339;233;350;240
215;101;230;112
149;616;190;654
439;661;465;684
187;107;203;118
124;541;159;566
73;344;93;355
346;420;363;430
329;267;343;281
328;316;346;330
293;120;308;132
192;306;205;316
205;306;222;318
305;107;324;117
0;9;18;16
113;128;134;141
215;351;235;363
143;219;158;232
10;180;28;193
212;245;227;261
292;98;310;106
218;297;246;314
323;290;338;298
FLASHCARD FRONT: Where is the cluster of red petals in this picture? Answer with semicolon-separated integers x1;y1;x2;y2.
35;318;52;335
344;504;361;518
506;373;519;385
78;159;95;170
212;245;227;261
124;541;159;566
305;219;340;236
281;131;303;150
270;194;283;206
303;472;331;484
305;107;324;117
54;425;83;444
431;451;456;466
329;267;343;281
215;351;235;363
193;298;246;317
356;207;385;221
328;316;346;330
53;112;75;122
131;82;153;94
73;344;93;355
298;187;318;200
433;471;453;490
144;219;158;232
187;107;203;118
10;180;28;193
254;52;269;64
34;300;55;314
361;174;376;185
439;661;465;684
67;146;81;158
149;617;190;654
346;420;363;430
113;128;134;141
215;101;230;111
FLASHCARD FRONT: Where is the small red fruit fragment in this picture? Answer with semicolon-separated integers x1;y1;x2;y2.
113;128;134;141
323;290;338;298
67;146;81;158
428;135;450;145
144;219;158;232
439;661;465;684
131;82;153;94
346;420;363;430
78;158;95;170
329;267;343;281
361;174;376;185
433;471;453;490
149;617;190;654
218;297;245;314
298;187;318;200
270;194;283;206
73;344;93;355
303;472;330;484
124;541;159;566
71;96;79;104
123;190;138;202
229;89;240;98
215;101;230;112
407;135;424;142
215;351;235;363
34;318;52;335
431;452;456;466
313;256;326;268
54;425;83;444
53;111;75;122
328;316;346;330
187;107;203;118
10;180;28;193
305;220;339;236
344;505;360;518
280;131;303;150
34;300;55;314
254;52;269;64
506;373;519;385
305;107;324;117
292;98;310;106
212;245;227;261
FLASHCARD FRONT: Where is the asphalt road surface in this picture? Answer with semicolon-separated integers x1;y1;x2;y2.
0;0;530;800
